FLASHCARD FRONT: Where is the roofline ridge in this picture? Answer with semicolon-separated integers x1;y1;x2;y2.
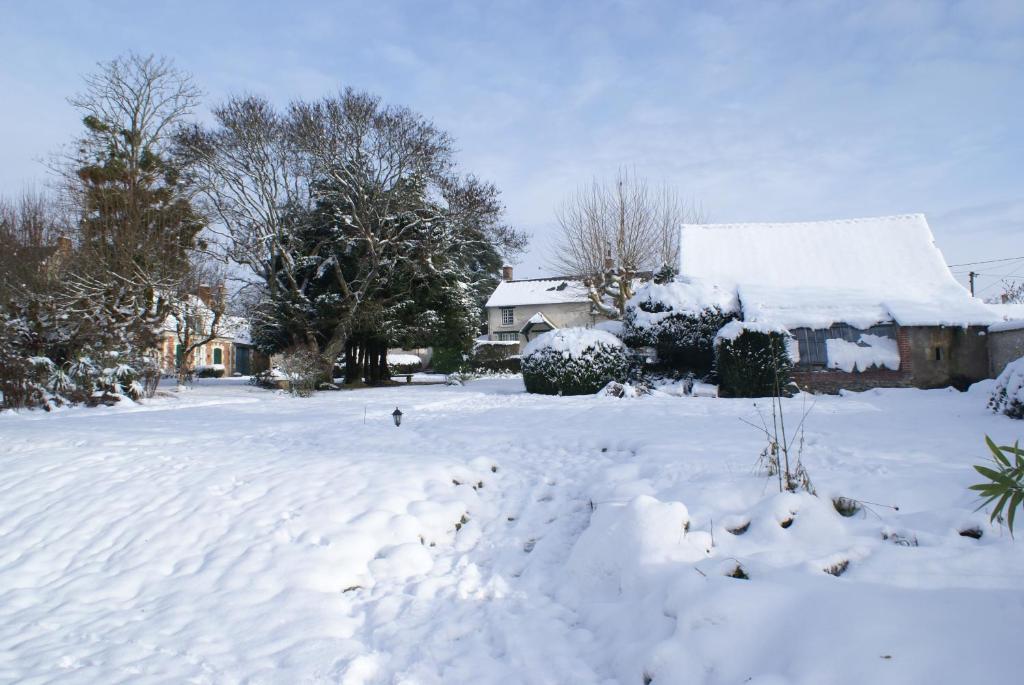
682;213;926;230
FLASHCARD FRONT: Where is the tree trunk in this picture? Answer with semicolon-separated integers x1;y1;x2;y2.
344;340;357;385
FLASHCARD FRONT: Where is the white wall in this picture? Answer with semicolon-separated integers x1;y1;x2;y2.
486;302;607;351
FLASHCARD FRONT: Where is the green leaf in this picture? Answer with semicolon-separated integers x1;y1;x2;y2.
986;436;1008;465
1008;493;1022;534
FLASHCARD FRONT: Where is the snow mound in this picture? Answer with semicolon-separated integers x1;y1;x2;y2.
563;496;705;598
522;327;623;358
989;356;1024;418
826;334;900;372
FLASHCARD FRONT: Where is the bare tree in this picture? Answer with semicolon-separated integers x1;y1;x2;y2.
176;95;310;335
549;168;703;317
66;53;204;282
998;280;1024;304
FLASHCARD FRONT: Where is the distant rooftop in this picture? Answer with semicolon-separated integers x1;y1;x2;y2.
485;277;590;308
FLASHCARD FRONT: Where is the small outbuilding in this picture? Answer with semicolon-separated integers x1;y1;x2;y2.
679;214;1001;391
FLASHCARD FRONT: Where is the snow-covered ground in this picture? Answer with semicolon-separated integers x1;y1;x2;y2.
1;377;1022;684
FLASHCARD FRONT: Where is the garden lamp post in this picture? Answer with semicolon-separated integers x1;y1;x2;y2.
392;407;403;427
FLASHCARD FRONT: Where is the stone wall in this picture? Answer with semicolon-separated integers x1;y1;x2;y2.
792;325;990;394
901;326;989;389
792;368;912;394
989;326;1024;377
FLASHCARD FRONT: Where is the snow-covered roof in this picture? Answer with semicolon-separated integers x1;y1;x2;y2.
988;302;1024;320
219;315;252;345
485;278;591;308
519;311;557;335
680;214;1000;329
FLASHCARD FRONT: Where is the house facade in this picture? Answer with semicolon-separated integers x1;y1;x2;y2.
156;289;267;377
679;214;1001;391
484;266;609;351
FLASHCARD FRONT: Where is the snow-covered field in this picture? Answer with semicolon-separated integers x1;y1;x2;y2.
1;377;1022;684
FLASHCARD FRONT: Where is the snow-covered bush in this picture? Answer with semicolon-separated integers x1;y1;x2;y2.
196;364;226;378
470;341;521;373
278;348;322;397
989;357;1024;419
387;353;423;376
622;280;738;375
715;322;793;398
522;328;627;396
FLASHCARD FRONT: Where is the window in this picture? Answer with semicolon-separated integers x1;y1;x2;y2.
497;332;519;342
213;347;223;365
175;344;183;367
934;346;943;361
791;323;897;367
500;307;514;326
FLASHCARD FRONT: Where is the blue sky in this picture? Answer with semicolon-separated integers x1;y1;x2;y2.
2;0;1022;296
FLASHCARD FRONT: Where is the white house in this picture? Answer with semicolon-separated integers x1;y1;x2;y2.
484;266;608;351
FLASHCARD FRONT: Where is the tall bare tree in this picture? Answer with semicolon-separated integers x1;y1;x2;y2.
67;53;204;282
549;168;703;317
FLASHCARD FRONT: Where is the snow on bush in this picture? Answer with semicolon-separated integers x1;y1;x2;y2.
387;353;423;375
196;364;226;378
826;334;900;372
715;321;793;398
470;341;521;373
622;279;738;374
277;347;322;397
989;356;1024;419
522;328;627;395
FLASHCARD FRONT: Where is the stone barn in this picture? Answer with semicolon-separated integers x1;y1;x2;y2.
679;214;1001;391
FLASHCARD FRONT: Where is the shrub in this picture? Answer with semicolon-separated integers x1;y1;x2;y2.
249;369;278;389
970;436;1024;534
470;341;521;373
386;353;423;377
522;328;628;395
430;345;467;373
196;365;225;378
715;322;793;398
989;357;1024;419
278;347;322;397
623;280;738;375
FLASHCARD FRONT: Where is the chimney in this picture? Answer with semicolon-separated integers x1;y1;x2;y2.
56;235;73;256
502;265;514;282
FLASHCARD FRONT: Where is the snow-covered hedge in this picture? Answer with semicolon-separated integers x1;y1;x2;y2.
196;364;226;378
470;340;521;373
522;328;628;396
622;280;738;374
715;321;793;398
989;357;1024;419
387;353;423;376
